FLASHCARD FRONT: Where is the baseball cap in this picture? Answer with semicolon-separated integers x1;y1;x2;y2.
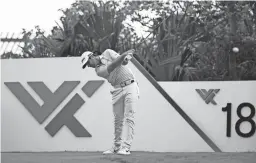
81;51;93;69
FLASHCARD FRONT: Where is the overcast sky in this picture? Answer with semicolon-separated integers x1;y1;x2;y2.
0;0;75;34
0;0;153;35
0;0;156;54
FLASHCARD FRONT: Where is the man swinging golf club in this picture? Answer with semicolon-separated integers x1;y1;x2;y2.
81;49;140;155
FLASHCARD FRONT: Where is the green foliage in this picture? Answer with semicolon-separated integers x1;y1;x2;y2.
124;1;256;81
2;0;126;58
176;1;256;81
1;1;256;81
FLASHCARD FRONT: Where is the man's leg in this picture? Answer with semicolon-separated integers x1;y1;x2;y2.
113;97;125;148
118;83;139;154
103;90;124;154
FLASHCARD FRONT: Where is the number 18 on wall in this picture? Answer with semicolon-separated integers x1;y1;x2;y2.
222;103;255;138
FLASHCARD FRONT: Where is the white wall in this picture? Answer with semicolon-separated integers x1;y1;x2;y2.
160;82;256;152
1;57;255;152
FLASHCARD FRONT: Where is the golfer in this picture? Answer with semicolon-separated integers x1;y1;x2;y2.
81;49;140;155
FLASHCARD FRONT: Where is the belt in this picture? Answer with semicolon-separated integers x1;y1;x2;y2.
114;79;135;88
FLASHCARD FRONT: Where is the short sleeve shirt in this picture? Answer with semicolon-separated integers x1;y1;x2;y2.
95;49;135;86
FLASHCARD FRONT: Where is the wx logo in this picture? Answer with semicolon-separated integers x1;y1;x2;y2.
4;80;104;137
196;89;220;105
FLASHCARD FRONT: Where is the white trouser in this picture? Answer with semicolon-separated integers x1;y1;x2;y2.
110;82;139;149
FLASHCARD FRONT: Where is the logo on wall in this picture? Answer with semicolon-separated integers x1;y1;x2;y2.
196;89;220;105
4;80;104;137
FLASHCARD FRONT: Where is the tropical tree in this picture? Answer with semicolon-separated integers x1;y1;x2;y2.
121;1;256;81
1;0;127;58
1;1;256;81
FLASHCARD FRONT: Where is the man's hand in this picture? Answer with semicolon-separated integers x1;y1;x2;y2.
122;49;135;57
122;49;135;65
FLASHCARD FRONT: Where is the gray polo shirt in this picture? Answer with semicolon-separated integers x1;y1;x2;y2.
95;49;135;86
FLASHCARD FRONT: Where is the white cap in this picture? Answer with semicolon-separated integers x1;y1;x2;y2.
81;51;93;69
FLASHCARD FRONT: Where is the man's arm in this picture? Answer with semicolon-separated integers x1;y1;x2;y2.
105;49;130;66
107;49;135;73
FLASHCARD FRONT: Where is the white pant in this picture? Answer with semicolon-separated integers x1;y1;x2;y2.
110;82;139;149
